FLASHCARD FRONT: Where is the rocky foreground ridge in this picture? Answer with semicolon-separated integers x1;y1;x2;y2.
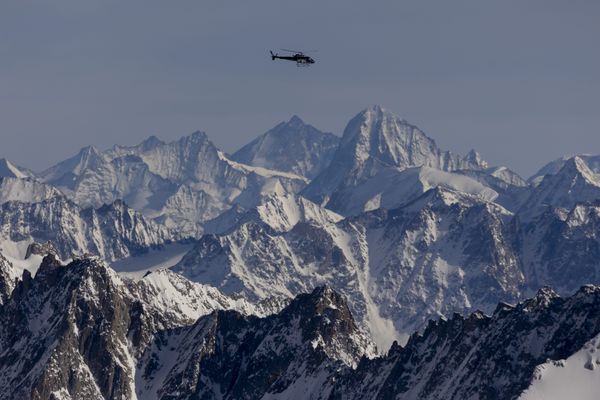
0;256;598;399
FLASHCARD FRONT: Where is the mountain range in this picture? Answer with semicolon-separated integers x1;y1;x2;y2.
1;105;600;399
0;256;597;399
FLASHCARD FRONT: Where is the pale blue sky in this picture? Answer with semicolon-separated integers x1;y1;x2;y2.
0;0;598;177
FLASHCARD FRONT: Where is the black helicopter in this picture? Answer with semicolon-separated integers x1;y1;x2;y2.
270;49;316;66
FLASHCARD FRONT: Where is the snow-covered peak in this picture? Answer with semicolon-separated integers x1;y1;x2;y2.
105;135;166;159
132;131;218;182
337;105;427;168
521;286;560;311
529;154;600;185
138;134;165;150
183;130;210;145
396;185;510;218
401;186;479;211
35;130;309;237
337;106;488;173
561;155;600;185
231;115;339;179
464;149;489;170
303;106;490;208
39;144;108;183
520;155;600;213
0;158;27;178
485;166;528;187
71;145;105;174
288;114;305;125
254;193;343;231
204;192;343;234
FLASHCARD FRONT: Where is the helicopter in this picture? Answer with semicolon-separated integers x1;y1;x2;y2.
270;49;316;67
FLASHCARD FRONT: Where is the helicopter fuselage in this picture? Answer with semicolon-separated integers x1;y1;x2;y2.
270;51;315;66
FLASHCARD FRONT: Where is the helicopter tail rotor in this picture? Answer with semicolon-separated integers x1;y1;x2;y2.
270;50;276;60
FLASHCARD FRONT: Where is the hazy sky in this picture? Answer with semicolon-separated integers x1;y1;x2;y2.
1;1;598;177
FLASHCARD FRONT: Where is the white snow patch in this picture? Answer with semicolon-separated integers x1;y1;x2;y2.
0;239;45;277
112;242;194;279
519;333;600;400
217;151;309;182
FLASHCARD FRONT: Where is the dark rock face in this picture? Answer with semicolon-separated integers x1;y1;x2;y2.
0;256;140;400
0;258;370;400
330;286;600;400
351;188;524;331
514;202;600;294
1;257;599;399
141;286;368;400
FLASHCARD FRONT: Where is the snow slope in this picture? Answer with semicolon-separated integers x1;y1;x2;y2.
322;165;499;216
0;177;61;204
519;333;600;400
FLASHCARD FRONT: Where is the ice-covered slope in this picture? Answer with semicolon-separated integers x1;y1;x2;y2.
231;115;340;179
322;165;499;215
39;132;307;237
204;192;344;234
456;167;530;211
519;333;600;400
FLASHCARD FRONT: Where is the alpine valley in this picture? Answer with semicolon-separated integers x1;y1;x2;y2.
1;106;600;399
